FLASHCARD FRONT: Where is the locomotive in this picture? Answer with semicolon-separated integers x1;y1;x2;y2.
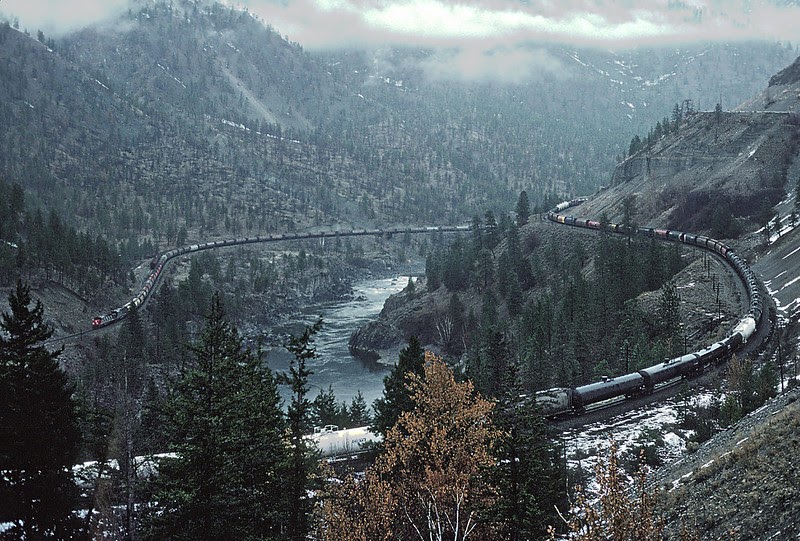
534;199;763;415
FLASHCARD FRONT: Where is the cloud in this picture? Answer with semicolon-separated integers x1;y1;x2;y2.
417;44;569;83
233;0;800;81
4;0;799;81
242;0;800;48
0;0;133;35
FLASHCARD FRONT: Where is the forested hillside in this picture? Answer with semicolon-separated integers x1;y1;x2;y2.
1;0;796;273
351;199;714;392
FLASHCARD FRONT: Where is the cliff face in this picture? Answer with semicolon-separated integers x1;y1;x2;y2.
769;55;800;87
576;110;800;232
573;55;800;232
737;54;800;113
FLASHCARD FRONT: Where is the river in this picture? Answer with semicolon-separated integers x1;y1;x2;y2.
264;275;411;410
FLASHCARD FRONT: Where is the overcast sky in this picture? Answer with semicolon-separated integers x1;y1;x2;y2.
3;0;799;81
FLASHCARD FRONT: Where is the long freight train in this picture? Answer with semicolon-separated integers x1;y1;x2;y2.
92;225;470;329
534;198;763;416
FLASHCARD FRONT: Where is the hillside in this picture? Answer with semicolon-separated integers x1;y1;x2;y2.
1;0;797;255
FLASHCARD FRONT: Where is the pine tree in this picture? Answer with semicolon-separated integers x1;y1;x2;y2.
282;318;323;541
349;391;371;427
492;361;567;540
371;335;425;437
142;293;288;540
658;280;682;356
516;190;531;226
312;384;339;427
0;280;82;538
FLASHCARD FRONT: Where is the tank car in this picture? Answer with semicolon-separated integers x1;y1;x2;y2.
534;387;573;416
572;373;645;411
638;353;700;391
308;426;381;457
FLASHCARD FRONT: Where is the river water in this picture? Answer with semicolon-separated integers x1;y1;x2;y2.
264;275;410;410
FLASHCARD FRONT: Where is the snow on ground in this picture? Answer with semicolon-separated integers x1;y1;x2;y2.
563;388;716;491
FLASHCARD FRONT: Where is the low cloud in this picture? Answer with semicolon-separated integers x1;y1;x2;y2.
239;0;800;81
243;0;800;47
1;0;133;35
417;44;569;83
4;0;800;82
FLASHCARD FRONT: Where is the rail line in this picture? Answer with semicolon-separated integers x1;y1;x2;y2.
48;225;470;344
535;198;766;416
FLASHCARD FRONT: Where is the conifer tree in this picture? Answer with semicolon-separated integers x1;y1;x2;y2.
142;293;288;540
516;190;531;226
312;384;339;427
282;318;323;541
371;335;425;437
492;361;567;540
0;280;82;538
349;390;371;427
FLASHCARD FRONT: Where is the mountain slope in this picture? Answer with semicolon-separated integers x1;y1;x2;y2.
569;56;800;234
1;0;798;269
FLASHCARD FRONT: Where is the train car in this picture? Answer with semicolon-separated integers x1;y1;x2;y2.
92;311;118;328
731;316;757;343
534;388;573;416
696;341;728;368
308;425;381;457
572;373;645;410
638;353;700;391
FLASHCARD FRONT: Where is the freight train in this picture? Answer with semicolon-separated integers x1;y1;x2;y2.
534;198;763;415
91;225;470;329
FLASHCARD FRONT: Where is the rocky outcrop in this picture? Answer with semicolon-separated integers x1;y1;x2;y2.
581;111;800;231
349;320;402;353
348;284;464;353
769;55;800;87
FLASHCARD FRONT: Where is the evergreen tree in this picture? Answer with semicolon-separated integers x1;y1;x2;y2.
142;293;288;540
0;280;82;538
282;318;323;541
516;190;531;226
312;384;339;427
484;210;499;250
474;247;495;291
657;280;682;357
349;390;371;427
425;252;441;291
492;362;567;540
371;335;425;437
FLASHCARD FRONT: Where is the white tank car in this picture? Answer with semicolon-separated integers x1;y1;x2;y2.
308;426;381;457
731;316;757;343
